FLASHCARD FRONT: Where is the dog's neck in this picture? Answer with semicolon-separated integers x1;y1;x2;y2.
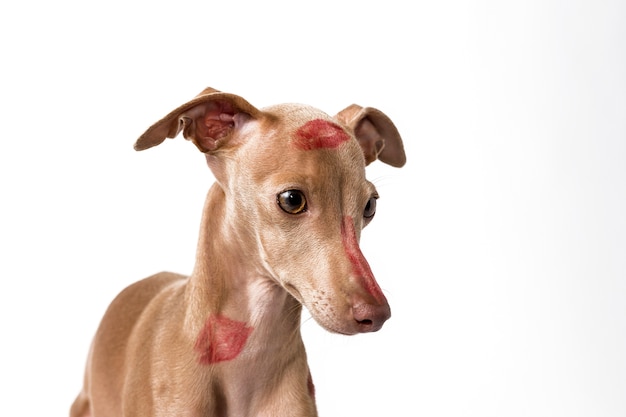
182;183;316;415
185;182;306;353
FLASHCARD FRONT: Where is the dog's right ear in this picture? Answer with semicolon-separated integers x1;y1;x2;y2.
335;104;406;168
134;87;261;153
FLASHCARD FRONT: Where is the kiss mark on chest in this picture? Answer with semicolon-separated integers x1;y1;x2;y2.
341;216;386;304
194;314;253;365
293;119;350;150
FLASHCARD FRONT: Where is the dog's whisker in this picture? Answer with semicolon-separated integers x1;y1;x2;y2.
370;173;403;190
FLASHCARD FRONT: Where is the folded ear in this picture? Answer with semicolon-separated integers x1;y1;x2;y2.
335;104;406;167
134;87;261;153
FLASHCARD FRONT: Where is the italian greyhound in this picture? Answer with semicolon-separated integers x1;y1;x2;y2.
70;87;406;417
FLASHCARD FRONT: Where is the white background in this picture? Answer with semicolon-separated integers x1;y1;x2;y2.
1;1;625;416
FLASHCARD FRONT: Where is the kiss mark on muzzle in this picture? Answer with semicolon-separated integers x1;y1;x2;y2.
293;119;350;150
341;216;387;304
194;314;253;365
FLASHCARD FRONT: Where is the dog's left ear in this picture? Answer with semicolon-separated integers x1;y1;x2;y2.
335;104;406;167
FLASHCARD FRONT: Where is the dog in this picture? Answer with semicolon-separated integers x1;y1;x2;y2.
70;86;406;416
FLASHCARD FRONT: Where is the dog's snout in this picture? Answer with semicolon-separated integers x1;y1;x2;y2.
352;302;391;333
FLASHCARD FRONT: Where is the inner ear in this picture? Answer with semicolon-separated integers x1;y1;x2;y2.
180;100;240;152
354;117;385;166
357;109;405;167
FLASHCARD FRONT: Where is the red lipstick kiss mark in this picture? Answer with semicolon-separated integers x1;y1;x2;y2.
194;314;253;365
293;119;350;150
341;216;386;304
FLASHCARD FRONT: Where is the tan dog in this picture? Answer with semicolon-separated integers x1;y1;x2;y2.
70;87;406;417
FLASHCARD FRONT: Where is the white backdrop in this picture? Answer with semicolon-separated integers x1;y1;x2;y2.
1;1;624;416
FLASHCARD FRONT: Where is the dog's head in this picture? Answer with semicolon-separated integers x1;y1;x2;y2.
135;87;405;335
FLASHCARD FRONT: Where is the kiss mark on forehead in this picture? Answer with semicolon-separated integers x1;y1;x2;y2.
293;119;350;150
194;314;253;365
341;216;387;304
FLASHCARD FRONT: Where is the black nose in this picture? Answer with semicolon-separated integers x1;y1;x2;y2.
352;302;391;332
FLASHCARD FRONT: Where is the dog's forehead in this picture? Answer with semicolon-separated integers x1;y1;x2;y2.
242;103;366;181
262;103;352;150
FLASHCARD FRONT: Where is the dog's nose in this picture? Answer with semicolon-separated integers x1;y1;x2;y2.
352;302;391;332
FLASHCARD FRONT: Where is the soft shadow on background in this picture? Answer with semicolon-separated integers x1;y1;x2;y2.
1;1;624;416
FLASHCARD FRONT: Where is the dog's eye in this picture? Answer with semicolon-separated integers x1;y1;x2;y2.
363;196;377;219
277;190;307;214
